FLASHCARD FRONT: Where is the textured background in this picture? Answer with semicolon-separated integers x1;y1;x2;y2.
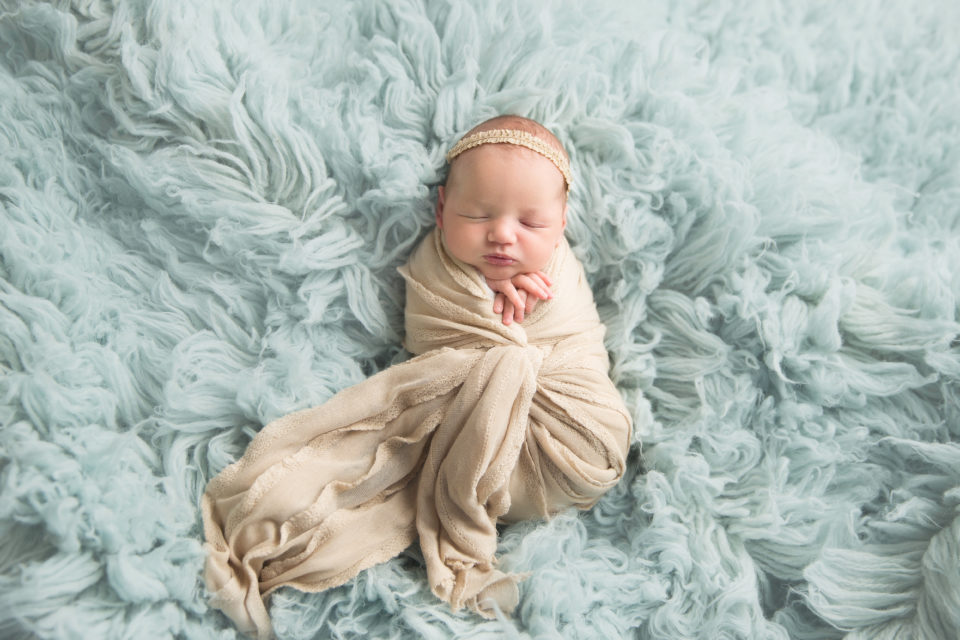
2;1;959;638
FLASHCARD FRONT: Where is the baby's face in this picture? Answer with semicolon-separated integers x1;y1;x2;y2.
436;144;567;281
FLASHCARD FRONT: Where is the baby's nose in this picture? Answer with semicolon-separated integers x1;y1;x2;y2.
488;220;516;244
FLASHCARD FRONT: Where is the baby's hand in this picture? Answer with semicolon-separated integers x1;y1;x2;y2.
486;271;553;325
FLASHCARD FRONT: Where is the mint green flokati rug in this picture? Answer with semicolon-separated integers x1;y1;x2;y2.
3;1;960;638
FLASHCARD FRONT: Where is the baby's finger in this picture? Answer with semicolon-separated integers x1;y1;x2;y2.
525;294;538;314
514;274;550;300
493;293;504;314
501;300;514;325
514;290;527;323
503;283;525;311
532;272;553;298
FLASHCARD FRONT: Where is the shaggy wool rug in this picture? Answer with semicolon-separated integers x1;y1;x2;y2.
2;1;959;638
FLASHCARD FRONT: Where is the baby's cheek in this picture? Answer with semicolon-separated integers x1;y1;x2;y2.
443;232;472;261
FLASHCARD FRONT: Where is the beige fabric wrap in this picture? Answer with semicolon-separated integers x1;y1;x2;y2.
201;228;632;639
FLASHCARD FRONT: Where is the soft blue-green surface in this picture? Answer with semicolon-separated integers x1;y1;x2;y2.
2;1;959;638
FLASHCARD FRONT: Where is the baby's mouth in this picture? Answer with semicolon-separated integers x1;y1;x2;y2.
483;254;516;266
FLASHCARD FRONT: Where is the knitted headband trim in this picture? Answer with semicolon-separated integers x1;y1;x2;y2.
445;129;572;192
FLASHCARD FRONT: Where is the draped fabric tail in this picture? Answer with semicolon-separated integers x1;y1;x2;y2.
201;348;480;639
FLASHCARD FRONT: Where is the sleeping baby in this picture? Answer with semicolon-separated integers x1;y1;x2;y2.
202;115;633;639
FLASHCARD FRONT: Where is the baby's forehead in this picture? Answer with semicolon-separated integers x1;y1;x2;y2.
447;150;566;209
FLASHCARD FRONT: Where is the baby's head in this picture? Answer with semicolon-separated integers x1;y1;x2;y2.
436;115;570;281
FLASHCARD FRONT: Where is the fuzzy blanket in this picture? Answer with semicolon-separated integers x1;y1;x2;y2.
2;1;959;639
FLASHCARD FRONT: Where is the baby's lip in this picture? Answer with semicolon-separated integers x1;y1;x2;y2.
483;254;516;265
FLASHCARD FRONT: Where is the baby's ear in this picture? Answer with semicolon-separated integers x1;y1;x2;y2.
435;186;445;228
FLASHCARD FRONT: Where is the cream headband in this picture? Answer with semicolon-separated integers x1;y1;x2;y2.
445;128;572;192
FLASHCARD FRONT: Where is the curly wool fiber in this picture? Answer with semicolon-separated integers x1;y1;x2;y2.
2;0;959;638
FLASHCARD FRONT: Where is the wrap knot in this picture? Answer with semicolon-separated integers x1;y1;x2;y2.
493;343;547;376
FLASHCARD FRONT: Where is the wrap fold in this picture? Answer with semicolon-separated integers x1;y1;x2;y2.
202;229;632;638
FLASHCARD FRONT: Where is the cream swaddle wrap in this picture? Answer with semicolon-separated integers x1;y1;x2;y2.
202;228;632;639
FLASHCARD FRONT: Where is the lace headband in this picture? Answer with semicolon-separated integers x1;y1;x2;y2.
445;129;572;192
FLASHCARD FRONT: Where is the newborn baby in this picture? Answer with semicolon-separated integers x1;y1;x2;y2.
202;115;633;640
